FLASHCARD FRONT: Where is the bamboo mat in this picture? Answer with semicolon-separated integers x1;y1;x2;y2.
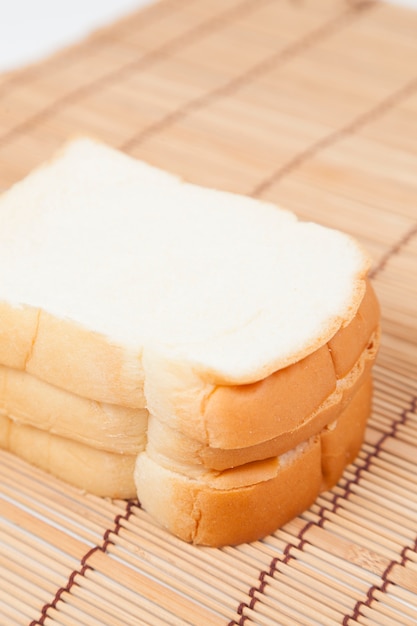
1;0;417;624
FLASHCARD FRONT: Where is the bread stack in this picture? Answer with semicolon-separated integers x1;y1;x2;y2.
0;138;379;546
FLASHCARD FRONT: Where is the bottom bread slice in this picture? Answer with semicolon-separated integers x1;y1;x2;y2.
0;414;136;498
134;374;372;546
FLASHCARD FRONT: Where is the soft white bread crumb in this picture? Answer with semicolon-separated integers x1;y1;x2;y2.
0;138;368;402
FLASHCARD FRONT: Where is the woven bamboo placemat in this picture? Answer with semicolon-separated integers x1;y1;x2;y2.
1;0;417;624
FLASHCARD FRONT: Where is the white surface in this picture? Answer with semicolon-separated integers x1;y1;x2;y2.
0;0;416;73
0;0;153;72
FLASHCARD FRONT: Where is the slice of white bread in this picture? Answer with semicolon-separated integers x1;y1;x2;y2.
0;138;368;392
0;137;379;545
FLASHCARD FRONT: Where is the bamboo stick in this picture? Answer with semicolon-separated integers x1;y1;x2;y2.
373;587;417;622
88;549;227;626
121;509;267;586
359;599;417;626
0;553;57;596
80;568;193;626
0;475;108;545
47;587;145;626
0;527;77;579
266;559;354;616
319;489;417;539
38;602;105;626
0;498;91;562
107;538;237;619
0;585;36;623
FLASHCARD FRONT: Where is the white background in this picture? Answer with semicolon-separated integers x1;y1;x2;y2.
0;0;153;72
0;0;416;73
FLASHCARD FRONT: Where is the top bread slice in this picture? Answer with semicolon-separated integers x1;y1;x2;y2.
0;137;371;449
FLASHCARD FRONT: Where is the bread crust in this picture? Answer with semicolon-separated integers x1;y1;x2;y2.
135;438;323;546
26;310;146;408
321;373;372;490
135;373;372;546
0;365;147;454
0;414;136;498
204;344;336;449
328;279;380;377
0;302;147;407
146;328;379;470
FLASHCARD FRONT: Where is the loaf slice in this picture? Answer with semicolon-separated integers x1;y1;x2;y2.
0;138;368;408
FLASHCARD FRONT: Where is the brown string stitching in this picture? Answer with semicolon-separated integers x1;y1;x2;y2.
230;216;417;626
341;394;417;624
228;518;327;625
316;231;417;622
121;1;372;152
245;94;417;622
326;215;417;516
0;0;271;149
225;9;413;626
343;539;417;625
28;498;138;626
369;223;417;279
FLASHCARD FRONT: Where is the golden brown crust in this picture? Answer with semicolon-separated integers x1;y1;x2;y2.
0;278;379;546
135;373;373;546
0;413;136;498
321;373;372;490
0;300;147;407
204;344;336;449
328;280;380;377
148;329;378;471
135;437;323;547
193;439;323;546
